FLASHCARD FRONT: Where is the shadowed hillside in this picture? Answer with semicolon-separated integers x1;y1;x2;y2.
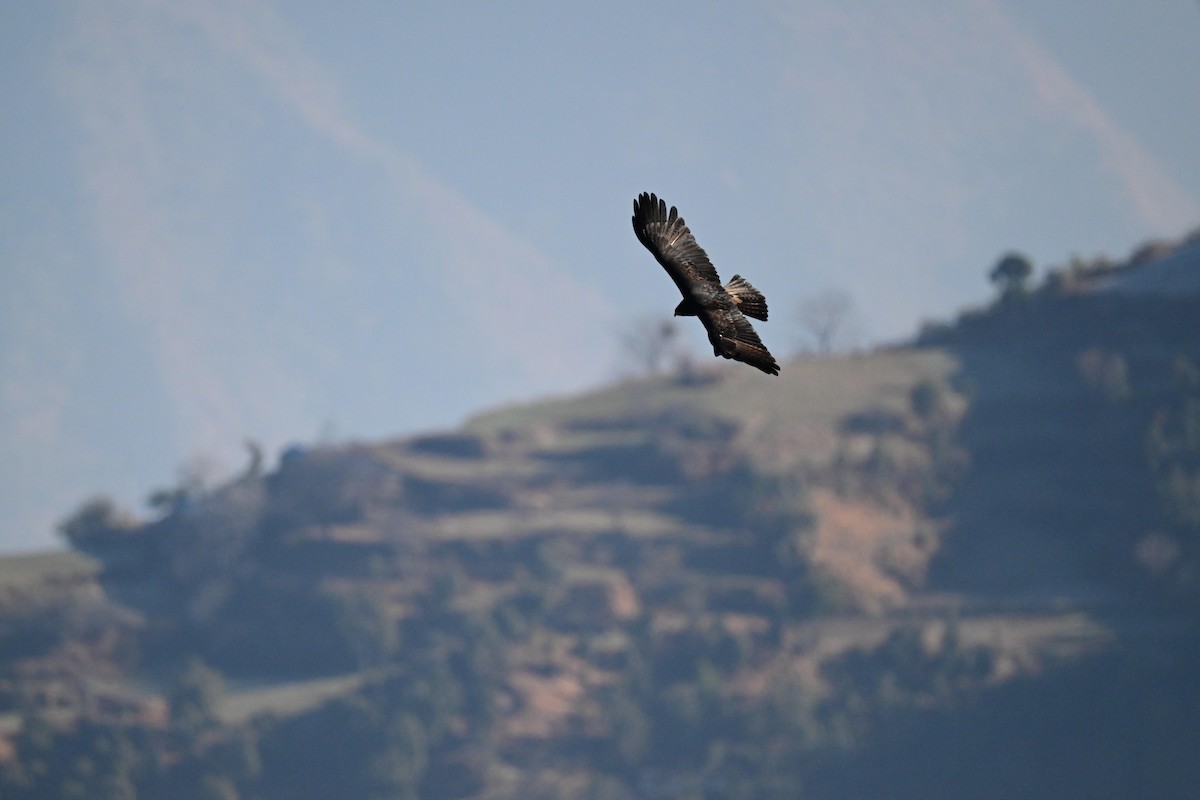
2;233;1199;799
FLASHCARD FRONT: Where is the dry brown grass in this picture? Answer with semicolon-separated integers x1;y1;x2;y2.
807;487;932;614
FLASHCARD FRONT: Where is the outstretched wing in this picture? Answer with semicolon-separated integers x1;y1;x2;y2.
632;192;723;300
632;191;779;376
708;307;780;375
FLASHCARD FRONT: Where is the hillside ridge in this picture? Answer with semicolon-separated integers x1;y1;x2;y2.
3;233;1200;798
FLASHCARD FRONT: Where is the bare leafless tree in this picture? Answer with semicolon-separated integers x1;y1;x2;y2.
620;316;690;374
797;289;858;355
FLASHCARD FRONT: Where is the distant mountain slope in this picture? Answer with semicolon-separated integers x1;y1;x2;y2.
1098;233;1200;296
3;245;1200;798
917;233;1200;612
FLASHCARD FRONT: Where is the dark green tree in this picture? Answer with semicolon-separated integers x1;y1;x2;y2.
57;496;137;550
169;659;225;740
368;713;427;800
910;378;946;423
989;252;1034;301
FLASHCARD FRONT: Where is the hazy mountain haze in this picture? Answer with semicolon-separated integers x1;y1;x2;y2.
2;0;1198;550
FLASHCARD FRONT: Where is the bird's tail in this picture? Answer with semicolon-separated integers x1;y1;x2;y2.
725;275;768;321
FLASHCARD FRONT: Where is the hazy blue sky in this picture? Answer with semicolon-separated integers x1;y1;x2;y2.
3;0;1199;552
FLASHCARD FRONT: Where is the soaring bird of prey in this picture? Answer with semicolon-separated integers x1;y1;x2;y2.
632;192;779;375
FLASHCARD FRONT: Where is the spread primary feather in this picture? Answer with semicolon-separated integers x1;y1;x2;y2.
631;192;779;376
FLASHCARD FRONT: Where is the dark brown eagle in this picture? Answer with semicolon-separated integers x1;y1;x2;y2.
632;192;779;375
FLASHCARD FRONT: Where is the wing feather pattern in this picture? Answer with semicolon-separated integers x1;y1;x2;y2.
725;274;768;321
632;192;779;376
632;193;722;293
713;310;779;375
